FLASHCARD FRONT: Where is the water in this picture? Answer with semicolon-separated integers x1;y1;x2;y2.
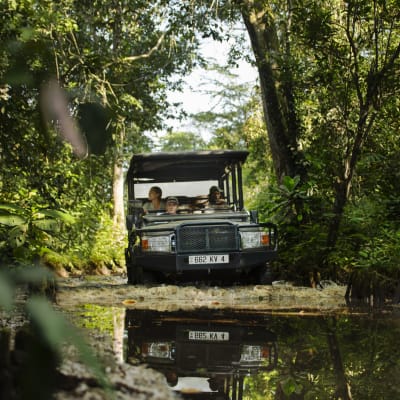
72;305;400;400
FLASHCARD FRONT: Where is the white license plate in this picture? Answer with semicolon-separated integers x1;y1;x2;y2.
188;254;229;264
188;331;229;341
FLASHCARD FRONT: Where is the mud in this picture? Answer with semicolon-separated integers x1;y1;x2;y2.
56;275;348;314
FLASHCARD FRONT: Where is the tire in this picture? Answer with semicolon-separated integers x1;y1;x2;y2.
258;263;273;285
126;248;133;284
127;266;135;284
142;270;157;284
128;266;157;285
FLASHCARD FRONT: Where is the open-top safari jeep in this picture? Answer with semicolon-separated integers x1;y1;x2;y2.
125;150;277;284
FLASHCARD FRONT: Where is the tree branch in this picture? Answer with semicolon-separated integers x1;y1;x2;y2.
120;32;166;63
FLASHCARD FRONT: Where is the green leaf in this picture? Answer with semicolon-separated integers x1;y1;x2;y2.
17;267;53;284
281;377;299;396
26;297;112;393
281;175;300;192
33;218;60;232
0;203;25;213
26;297;70;351
120;93;142;109
37;209;75;224
8;225;27;247
0;214;26;226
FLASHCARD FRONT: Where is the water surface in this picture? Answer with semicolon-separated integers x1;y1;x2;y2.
72;304;400;400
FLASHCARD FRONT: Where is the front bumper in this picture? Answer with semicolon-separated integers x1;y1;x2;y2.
131;248;276;274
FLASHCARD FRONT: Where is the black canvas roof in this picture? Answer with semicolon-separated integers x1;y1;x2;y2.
127;150;249;183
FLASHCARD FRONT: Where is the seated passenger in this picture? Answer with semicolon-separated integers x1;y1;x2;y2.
165;196;179;214
208;186;226;206
143;186;166;213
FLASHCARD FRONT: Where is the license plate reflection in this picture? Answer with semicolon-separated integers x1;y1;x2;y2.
188;331;229;341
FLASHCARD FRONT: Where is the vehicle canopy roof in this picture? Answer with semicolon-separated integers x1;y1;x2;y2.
127;150;249;183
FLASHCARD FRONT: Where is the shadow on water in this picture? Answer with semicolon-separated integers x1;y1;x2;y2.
120;308;400;400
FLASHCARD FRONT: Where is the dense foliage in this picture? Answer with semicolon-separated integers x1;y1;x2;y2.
186;1;400;294
0;0;399;298
0;0;204;272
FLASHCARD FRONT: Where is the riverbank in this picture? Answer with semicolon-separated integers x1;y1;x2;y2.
56;275;348;314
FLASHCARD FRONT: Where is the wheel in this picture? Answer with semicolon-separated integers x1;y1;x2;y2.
142;270;157;284
128;267;157;285
127;266;135;284
126;247;139;284
258;263;273;285
127;264;141;284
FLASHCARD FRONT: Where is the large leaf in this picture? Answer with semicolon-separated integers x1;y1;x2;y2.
36;209;75;224
0;214;26;226
281;377;303;396
8;225;27;247
281;175;300;192
17;266;55;285
26;297;112;393
33;218;60;232
0;203;26;213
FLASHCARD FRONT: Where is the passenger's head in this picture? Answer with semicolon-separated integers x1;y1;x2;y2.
165;196;179;214
209;186;222;203
148;186;162;200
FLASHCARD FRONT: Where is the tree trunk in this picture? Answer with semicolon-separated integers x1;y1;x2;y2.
326;319;353;400
325;7;400;253
112;157;125;231
240;0;305;183
326;110;376;252
111;1;125;232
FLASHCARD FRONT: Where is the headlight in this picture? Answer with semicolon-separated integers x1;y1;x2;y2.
240;345;270;362
240;231;270;249
142;341;175;360
141;234;172;252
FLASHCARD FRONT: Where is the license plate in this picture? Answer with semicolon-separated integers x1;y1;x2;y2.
188;331;229;341
188;254;229;264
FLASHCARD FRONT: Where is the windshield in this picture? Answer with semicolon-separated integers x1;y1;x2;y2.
134;180;219;199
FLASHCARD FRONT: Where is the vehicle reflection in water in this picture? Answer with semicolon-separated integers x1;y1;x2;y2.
125;309;278;399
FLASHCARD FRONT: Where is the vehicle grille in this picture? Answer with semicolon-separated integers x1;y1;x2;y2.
177;224;238;253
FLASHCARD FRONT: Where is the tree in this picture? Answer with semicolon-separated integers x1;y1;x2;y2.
159;131;207;151
234;0;400;275
0;0;204;266
192;64;256;150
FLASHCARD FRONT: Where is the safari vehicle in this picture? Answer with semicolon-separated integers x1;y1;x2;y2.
125;150;277;284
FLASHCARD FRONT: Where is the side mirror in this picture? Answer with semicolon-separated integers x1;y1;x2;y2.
250;210;259;223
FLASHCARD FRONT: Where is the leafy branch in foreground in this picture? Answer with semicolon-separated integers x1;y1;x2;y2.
0;268;113;399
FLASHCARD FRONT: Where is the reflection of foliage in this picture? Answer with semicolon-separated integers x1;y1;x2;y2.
72;306;400;400
243;370;278;399
243;316;400;400
75;304;121;335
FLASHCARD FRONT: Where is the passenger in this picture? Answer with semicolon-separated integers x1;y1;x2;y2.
208;186;226;206
143;186;166;213
165;196;179;214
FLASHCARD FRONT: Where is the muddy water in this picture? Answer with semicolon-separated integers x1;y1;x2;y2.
57;276;400;400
